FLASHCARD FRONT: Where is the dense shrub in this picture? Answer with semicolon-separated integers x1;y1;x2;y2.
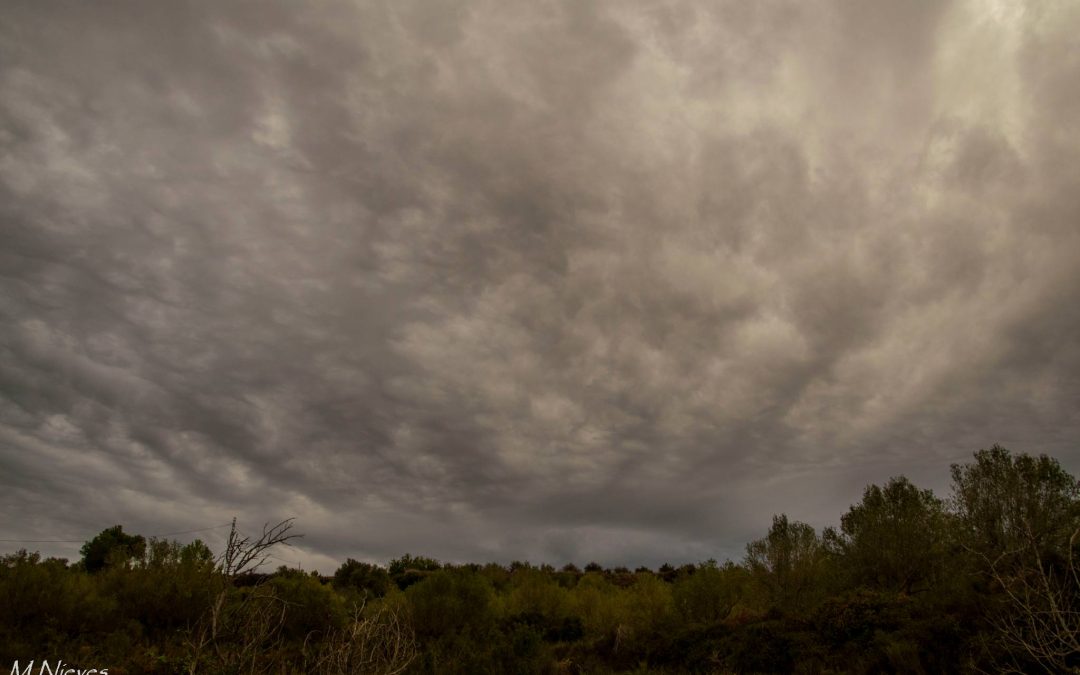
2;446;1074;673
333;558;392;598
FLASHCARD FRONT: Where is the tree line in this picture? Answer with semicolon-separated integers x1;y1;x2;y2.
3;444;1080;673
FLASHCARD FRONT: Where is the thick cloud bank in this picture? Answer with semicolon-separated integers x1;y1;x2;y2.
2;0;1079;568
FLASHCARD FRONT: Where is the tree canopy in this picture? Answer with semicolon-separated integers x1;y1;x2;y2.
5;445;1080;673
79;524;146;573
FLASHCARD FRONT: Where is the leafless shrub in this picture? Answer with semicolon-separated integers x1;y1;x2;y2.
185;517;301;674
980;526;1080;673
304;599;417;675
219;517;301;578
186;583;289;674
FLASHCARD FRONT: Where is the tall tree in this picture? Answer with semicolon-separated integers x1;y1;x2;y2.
828;476;947;594
950;445;1080;672
745;514;823;612
950;444;1080;563
333;558;391;598
80;525;146;573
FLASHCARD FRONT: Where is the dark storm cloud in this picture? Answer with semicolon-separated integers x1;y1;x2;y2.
2;0;1079;569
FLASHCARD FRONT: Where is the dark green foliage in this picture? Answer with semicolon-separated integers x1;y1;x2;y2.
828;476;948;593
548;615;584;642
406;568;494;639
673;558;748;624
654;621;731;672
949;446;1080;672
100;537;218;633
389;553;441;590
950;444;1080;560
79;525;146;573
4;445;1079;673
745;514;825;613
725;620;796;673
333;557;391;598
813;589;909;647
268;570;347;640
389;554;441;576
0;550;112;658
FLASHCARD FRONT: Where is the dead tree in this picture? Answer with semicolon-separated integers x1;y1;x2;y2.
185;517;301;674
219;517;301;578
303;599;418;675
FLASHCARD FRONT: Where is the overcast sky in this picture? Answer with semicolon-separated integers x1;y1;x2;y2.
2;0;1079;571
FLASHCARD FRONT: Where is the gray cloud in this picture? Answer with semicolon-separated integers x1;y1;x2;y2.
2;0;1079;570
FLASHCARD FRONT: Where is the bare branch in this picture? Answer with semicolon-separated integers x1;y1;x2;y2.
218;517;302;578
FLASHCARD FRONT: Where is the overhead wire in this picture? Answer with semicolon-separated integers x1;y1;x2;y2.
0;522;233;544
2;521;309;569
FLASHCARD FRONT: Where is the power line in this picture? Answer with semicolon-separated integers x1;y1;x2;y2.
150;523;233;538
0;523;233;544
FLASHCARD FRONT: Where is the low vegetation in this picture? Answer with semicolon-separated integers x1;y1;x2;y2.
3;445;1080;673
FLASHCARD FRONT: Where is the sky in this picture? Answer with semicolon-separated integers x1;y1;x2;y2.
2;0;1079;572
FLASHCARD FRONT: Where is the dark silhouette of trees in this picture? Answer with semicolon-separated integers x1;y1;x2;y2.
79;524;145;572
388;554;440;590
951;446;1080;672
951;444;1080;562
745;514;824;612
826;476;948;594
219;517;300;577
334;558;392;598
4;444;1080;673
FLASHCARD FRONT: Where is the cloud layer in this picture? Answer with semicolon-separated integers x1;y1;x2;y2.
2;0;1079;568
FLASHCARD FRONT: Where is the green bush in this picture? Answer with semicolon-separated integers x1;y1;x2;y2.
333;558;391;598
406;568;494;639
